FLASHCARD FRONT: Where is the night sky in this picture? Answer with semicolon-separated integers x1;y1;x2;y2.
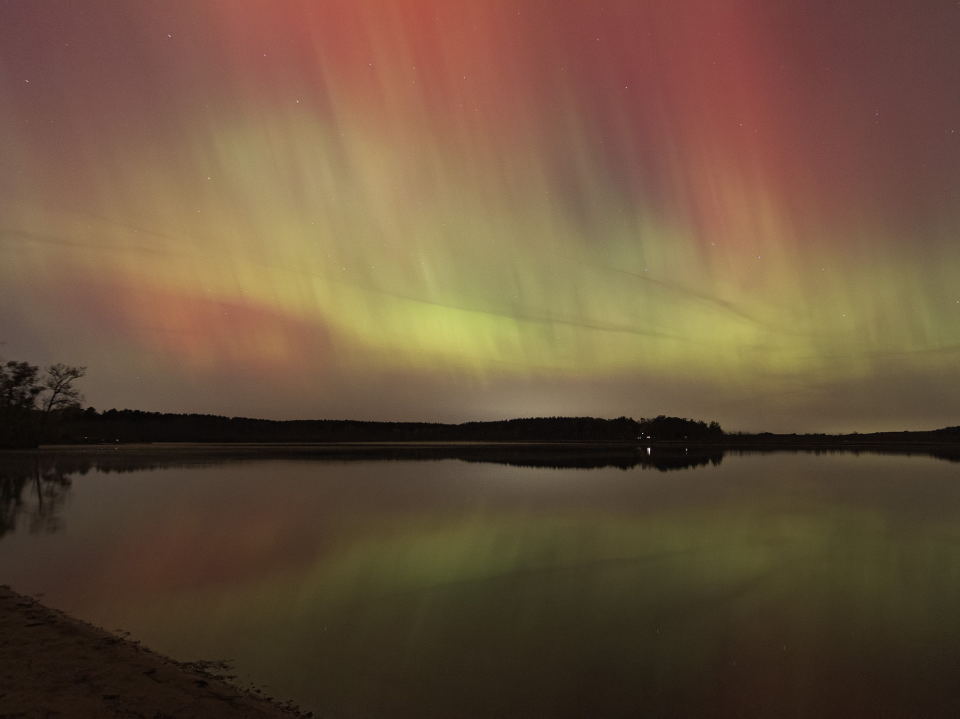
3;1;960;432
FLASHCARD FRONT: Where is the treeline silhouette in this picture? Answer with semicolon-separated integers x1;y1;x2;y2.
724;426;960;448
40;409;724;445
11;403;960;448
1;358;85;448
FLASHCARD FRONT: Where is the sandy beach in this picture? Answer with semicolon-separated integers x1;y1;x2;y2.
0;586;304;718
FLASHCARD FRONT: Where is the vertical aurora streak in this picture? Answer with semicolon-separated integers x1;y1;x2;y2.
2;1;959;430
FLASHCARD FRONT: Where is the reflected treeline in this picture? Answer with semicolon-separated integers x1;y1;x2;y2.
456;445;723;471
726;445;960;464
179;443;724;471
0;457;74;537
0;455;216;538
4;443;960;539
0;447;719;538
0;454;241;538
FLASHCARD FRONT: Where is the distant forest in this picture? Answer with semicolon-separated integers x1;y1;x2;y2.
1;357;724;447
5;357;960;449
38;410;724;446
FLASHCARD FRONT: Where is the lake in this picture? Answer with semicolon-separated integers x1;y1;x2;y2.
2;445;960;717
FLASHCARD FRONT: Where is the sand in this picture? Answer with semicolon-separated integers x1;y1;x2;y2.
0;586;305;718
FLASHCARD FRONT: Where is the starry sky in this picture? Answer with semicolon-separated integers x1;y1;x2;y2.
2;1;960;432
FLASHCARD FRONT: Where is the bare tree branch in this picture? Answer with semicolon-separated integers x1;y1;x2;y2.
40;364;86;416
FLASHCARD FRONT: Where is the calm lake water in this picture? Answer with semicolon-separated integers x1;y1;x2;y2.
3;446;960;717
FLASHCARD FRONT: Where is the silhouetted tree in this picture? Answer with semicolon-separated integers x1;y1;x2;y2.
0;360;42;448
637;415;723;441
0;359;87;447
1;360;41;410
40;364;86;433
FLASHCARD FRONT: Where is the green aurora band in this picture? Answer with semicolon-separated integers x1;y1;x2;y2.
2;1;959;430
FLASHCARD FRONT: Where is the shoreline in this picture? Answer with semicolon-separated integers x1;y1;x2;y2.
3;440;958;473
0;585;305;718
2;438;960;457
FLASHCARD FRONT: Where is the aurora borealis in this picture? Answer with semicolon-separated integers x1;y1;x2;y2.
3;1;959;431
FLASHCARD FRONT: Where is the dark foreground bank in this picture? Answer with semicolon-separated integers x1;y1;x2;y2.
0;586;305;718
